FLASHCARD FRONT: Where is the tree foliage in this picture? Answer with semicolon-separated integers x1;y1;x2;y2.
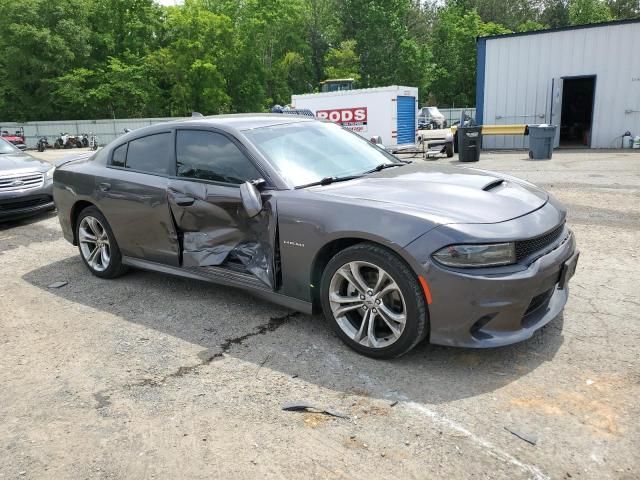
568;0;613;24
0;0;637;120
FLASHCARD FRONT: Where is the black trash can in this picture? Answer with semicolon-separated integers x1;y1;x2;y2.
527;125;556;160
458;126;482;162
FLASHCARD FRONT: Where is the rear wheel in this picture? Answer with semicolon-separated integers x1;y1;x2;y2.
76;206;127;279
320;243;428;359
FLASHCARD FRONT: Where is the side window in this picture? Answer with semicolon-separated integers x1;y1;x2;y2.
125;133;173;175
111;143;127;167
176;130;261;184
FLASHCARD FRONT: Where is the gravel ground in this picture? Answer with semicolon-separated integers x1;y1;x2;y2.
1;148;639;479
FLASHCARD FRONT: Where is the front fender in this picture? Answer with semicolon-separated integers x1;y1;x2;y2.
275;191;437;302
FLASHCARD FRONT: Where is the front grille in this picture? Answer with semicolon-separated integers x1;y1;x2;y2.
515;223;565;261
0;195;52;211
0;172;44;192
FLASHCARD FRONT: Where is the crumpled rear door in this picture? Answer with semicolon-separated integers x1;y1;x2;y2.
167;179;277;288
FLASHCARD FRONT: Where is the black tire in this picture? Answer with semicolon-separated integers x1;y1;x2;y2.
82;138;89;147
445;141;454;158
76;206;127;279
320;242;429;359
54;140;61;149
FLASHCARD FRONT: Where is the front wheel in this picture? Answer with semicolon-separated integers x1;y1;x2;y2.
320;243;429;359
76;206;127;279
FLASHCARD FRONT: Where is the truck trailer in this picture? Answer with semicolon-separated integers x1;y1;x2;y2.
291;85;418;151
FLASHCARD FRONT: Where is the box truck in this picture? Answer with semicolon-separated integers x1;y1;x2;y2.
291;85;418;151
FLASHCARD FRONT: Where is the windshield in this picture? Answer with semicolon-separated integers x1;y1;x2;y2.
0;137;20;154
243;122;399;187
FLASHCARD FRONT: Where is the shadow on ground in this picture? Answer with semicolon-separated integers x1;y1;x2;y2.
23;255;565;404
0;211;59;254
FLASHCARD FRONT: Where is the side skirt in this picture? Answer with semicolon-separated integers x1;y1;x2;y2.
122;256;313;314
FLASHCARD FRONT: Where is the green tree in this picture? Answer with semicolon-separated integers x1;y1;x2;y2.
568;0;613;24
148;2;233;116
48;56;163;119
540;0;571;28
324;40;361;81
206;0;313;109
90;0;163;62
428;6;511;107
0;0;92;120
516;20;549;32
606;0;639;18
338;0;431;101
304;0;341;87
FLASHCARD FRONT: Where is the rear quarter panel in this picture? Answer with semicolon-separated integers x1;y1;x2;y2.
53;156;102;244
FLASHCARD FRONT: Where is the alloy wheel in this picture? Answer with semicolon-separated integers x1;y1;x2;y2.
78;216;111;272
329;261;407;348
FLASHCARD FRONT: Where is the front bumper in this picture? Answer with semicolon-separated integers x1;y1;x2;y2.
0;181;55;221
414;227;576;348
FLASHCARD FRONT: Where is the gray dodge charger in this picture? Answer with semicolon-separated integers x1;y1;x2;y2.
53;115;578;358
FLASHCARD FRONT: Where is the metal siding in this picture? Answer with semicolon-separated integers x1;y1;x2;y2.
482;21;640;149
396;96;416;145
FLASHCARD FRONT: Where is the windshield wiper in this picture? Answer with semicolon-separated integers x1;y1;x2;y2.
361;162;405;175
295;174;360;189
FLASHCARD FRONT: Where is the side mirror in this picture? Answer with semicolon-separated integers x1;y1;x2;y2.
240;180;263;217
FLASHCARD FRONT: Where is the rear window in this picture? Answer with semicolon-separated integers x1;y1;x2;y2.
111;144;127;167
125;133;173;175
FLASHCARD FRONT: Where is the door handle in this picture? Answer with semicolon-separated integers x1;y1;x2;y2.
98;182;111;192
174;195;195;206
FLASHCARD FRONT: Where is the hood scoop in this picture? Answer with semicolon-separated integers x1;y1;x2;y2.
482;179;505;191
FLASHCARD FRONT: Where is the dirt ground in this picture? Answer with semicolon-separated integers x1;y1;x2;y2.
1;148;639;479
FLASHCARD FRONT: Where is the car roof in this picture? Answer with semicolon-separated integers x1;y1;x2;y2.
163;114;316;132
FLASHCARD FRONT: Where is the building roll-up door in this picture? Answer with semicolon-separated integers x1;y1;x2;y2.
396;96;416;145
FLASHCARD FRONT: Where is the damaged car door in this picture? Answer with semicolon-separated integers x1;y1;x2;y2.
168;129;277;288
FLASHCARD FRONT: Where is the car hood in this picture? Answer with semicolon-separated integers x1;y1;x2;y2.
0;152;52;175
311;163;548;224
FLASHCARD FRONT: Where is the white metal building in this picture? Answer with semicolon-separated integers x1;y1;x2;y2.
476;19;640;149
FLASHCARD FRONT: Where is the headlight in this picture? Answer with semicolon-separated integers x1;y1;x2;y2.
432;243;516;268
46;166;55;179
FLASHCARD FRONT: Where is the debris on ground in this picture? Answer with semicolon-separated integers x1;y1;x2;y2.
505;426;538;445
282;401;349;419
47;281;68;288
